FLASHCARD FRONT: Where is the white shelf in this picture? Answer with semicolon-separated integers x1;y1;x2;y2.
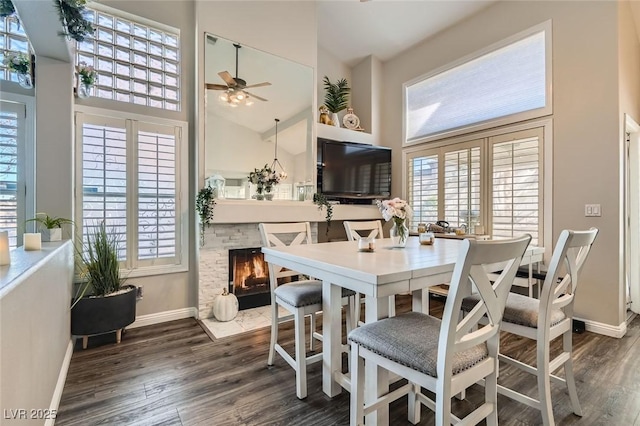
317;123;374;145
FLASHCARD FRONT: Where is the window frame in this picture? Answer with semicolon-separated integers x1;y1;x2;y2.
403;118;553;260
74;105;188;278
402;20;552;146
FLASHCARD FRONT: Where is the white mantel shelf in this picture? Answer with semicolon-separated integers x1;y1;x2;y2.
212;200;381;224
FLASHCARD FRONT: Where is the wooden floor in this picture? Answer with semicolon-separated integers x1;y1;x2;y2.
56;295;640;425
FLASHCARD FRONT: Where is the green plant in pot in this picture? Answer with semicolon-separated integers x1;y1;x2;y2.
71;221;136;349
323;76;350;127
26;212;74;242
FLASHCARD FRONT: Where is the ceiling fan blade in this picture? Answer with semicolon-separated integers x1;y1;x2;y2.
245;91;268;102
244;82;272;89
218;71;236;87
205;83;229;90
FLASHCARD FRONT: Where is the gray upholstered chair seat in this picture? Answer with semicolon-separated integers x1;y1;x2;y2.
462;293;566;328
348;311;488;377
275;280;355;308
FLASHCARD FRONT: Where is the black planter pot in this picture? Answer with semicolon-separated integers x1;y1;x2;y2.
71;285;137;348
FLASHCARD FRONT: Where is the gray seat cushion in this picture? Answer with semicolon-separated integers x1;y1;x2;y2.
348;311;488;377
275;280;356;308
461;293;566;328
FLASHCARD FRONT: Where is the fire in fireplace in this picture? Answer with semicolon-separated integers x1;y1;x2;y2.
228;247;271;310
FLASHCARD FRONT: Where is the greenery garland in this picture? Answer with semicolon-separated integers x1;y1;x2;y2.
196;185;216;246
54;0;95;42
313;193;333;235
0;0;15;18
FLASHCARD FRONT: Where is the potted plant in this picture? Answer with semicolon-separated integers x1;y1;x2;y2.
25;212;74;242
71;221;136;349
322;76;350;127
2;52;33;88
75;61;97;98
247;164;284;200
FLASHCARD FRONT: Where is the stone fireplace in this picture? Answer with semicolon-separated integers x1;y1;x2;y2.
197;200;380;319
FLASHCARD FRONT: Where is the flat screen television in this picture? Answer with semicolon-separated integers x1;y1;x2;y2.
317;138;391;201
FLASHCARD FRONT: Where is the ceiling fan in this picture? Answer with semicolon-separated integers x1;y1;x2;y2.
206;43;271;106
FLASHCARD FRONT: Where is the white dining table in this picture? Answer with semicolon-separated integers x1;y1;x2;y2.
262;236;544;425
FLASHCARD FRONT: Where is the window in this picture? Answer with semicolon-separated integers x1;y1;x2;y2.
404;21;551;144
76;6;180;111
0;14;31;84
0;98;33;248
75;111;188;275
406;126;544;246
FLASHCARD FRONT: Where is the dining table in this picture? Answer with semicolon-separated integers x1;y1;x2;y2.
262;235;544;425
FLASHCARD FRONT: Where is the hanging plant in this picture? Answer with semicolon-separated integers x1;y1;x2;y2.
54;0;95;42
313;193;333;236
196;185;216;247
0;0;15;18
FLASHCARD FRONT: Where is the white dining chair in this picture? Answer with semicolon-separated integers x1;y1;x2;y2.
348;234;531;425
462;228;598;425
343;220;396;321
259;221;356;400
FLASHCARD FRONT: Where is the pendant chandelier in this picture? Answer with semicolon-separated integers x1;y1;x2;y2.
270;118;287;180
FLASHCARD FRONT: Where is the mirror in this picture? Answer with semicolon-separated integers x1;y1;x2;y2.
204;33;314;200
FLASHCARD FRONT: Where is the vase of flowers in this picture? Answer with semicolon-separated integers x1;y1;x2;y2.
248;164;285;201
3;52;32;88
76;62;97;98
377;197;413;248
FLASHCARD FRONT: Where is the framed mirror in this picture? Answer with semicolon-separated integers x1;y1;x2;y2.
204;33;314;200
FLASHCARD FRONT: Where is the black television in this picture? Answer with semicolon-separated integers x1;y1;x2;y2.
317;138;391;202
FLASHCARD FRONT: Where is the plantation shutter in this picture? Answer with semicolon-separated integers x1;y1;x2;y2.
0;101;23;247
490;129;542;246
407;152;439;225
443;146;481;228
137;122;178;264
80;115;128;260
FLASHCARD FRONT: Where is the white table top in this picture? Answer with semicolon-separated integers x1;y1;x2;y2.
262;236;544;296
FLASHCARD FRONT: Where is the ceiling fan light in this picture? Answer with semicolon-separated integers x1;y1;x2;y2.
236;91;245;100
245;99;254;106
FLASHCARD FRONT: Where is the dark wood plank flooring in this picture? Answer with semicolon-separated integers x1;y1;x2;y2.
56;295;640;425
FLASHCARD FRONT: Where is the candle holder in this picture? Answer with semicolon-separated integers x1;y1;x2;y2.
24;233;42;251
0;231;10;265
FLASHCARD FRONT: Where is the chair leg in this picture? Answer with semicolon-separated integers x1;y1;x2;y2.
350;342;365;426
563;330;583;416
345;296;354;335
353;293;361;326
435;379;452;426
485;364;499;426
268;301;278;366
309;312;316;351
537;339;554;426
407;382;421;424
388;295;396;317
294;309;307;400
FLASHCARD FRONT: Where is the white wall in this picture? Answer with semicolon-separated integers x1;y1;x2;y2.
381;1;626;327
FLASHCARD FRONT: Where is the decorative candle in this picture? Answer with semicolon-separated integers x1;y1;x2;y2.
358;237;375;252
0;231;10;265
475;225;485;235
24;233;42;251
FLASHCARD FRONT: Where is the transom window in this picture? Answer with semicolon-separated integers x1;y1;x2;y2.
404;21;551;144
75;111;188;276
0;15;31;84
76;7;180;111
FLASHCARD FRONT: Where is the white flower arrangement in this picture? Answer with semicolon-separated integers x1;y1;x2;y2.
2;52;30;75
248;164;285;193
377;197;413;222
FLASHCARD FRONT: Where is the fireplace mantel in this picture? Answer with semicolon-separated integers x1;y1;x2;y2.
211;200;381;224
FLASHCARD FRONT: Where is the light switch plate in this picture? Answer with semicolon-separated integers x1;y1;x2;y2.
585;204;601;217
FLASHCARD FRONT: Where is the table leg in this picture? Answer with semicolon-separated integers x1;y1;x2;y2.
412;288;428;314
322;280;343;397
364;295;390;425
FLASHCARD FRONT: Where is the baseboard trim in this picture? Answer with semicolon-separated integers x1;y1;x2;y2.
46;340;73;426
575;316;627;338
129;307;198;329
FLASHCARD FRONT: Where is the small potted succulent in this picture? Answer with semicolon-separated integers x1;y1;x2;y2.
26;212;74;242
